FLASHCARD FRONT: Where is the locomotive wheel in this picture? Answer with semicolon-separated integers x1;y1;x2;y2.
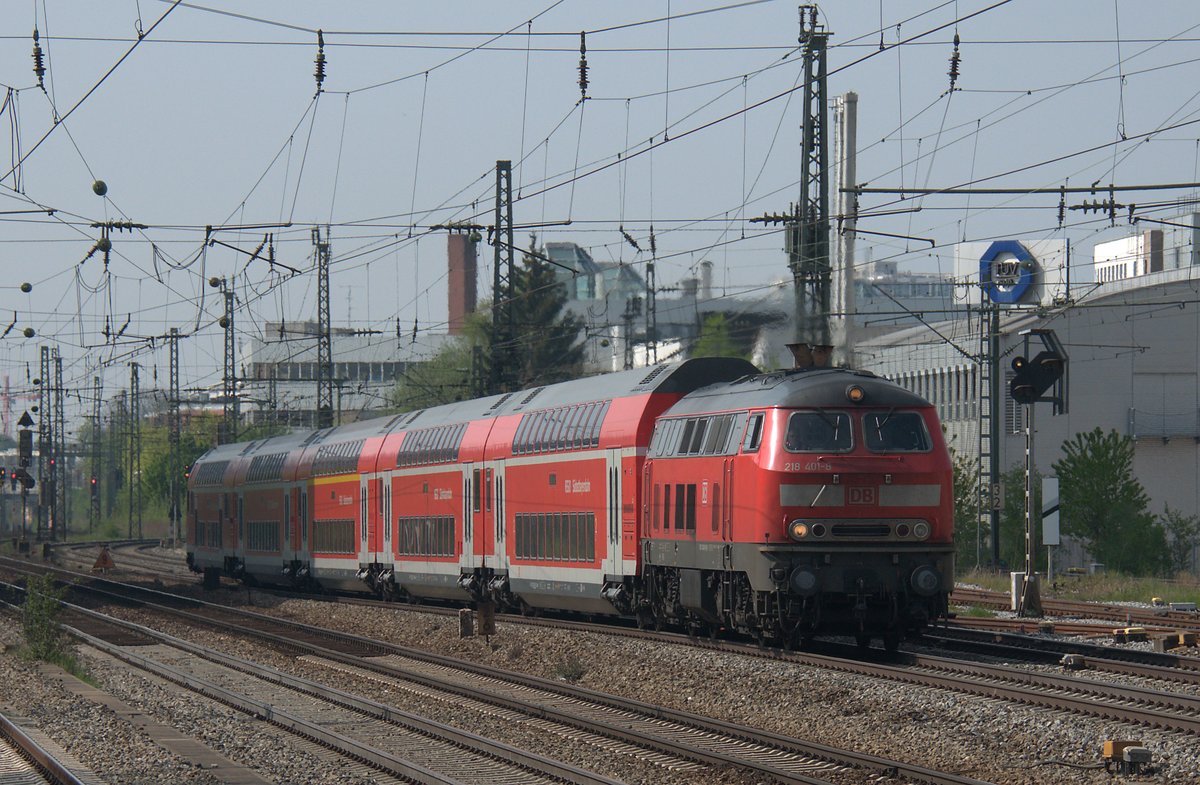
883;631;901;654
855;634;870;650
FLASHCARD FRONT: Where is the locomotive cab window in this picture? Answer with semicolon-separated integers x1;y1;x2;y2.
863;411;932;453
742;413;764;452
784;411;852;453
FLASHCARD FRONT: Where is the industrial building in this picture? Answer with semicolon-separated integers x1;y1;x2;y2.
858;233;1200;571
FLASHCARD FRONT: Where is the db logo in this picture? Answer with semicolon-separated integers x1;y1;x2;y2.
848;487;876;505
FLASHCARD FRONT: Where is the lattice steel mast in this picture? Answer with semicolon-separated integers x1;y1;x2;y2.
128;362;142;538
792;5;832;348
490;160;516;395
313;227;334;427
169;328;181;545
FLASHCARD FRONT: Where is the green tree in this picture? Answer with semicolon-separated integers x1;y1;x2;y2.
1160;505;1200;576
392;312;488;410
1052;428;1166;575
692;313;744;359
393;237;586;408
998;463;1043;571
951;452;984;571
510;239;585;388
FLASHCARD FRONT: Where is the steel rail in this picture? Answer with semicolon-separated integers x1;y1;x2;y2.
0;561;994;785
0;710;90;785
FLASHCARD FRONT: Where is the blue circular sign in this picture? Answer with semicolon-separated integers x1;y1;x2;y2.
979;240;1036;304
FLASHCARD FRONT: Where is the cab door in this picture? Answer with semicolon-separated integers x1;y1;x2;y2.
721;458;734;569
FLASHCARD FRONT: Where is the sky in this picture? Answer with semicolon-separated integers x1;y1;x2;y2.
2;0;1200;434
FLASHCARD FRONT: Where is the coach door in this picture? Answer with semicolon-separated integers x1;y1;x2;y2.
604;449;623;576
462;466;478;570
282;489;294;563
299;489;309;553
359;476;370;564
489;461;507;573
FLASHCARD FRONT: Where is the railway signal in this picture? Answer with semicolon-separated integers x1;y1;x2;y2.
1010;329;1068;618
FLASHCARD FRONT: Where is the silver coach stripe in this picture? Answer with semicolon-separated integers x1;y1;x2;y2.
879;484;941;506
780;484;845;507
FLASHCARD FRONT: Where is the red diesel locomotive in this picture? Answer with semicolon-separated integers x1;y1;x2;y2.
187;357;954;649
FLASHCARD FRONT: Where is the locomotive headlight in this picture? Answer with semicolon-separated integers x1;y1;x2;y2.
911;565;940;596
912;521;931;540
789;520;809;540
846;384;866;403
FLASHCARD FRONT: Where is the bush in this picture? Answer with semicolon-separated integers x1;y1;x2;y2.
22;573;70;661
554;653;586;683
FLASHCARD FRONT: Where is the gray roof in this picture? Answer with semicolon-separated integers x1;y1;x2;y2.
664;367;928;416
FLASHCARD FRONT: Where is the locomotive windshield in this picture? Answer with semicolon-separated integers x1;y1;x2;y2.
863;410;931;453
784;411;852;452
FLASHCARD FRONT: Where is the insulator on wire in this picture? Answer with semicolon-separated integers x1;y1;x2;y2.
947;33;961;90
620;227;641;252
32;28;46;90
1057;187;1065;228
577;31;589;100
649;225;657;257
314;30;327;95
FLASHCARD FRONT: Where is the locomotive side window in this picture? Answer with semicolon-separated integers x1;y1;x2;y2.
784;411;852;453
674;483;686;531
663;484;672;529
684;484;697;531
687;419;708;454
711;483;720;532
863;411;932;453
653;484;662;530
743;413;764;452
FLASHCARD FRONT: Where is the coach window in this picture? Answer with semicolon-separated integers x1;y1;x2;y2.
590;402;609;446
564;405;586;449
743;413;765;452
472;469;482;512
575;403;595;447
785;412;852;453
533;412;555;453
553;410;571;450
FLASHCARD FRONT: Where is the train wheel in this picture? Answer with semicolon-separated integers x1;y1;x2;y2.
855;634;870;650
883;631;901;654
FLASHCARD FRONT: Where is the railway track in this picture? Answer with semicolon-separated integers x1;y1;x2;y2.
223;593;1200;737
1;558;995;785
2;579;624;785
0;708;100;785
952;587;1200;632
51;540;192;580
